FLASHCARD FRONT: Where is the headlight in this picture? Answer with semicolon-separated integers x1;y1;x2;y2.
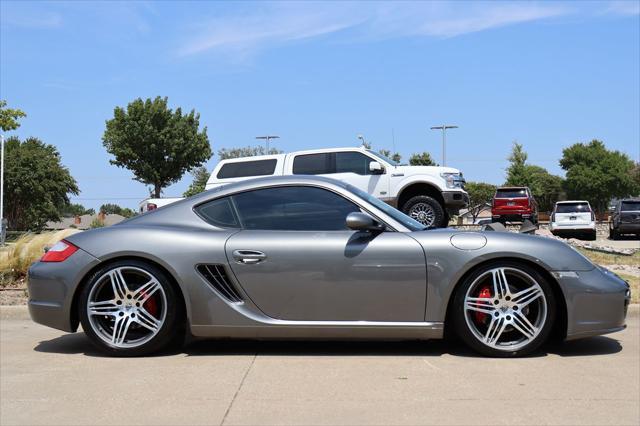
440;172;463;189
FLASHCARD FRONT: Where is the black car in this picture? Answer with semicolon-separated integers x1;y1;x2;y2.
610;199;640;239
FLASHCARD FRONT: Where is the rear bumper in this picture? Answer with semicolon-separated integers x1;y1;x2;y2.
556;267;631;340
615;223;640;234
550;222;596;233
27;249;100;333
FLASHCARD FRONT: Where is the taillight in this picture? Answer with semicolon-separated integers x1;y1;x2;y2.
147;203;158;211
551;213;556;223
41;240;78;262
591;211;595;221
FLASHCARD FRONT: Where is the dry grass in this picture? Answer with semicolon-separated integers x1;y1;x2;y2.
0;230;80;286
576;248;640;267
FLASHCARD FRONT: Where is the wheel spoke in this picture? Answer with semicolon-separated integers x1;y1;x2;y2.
110;269;129;299
111;315;133;345
135;307;161;332
465;297;496;314
511;311;538;339
134;279;161;303
483;316;507;345
88;300;119;316
512;285;543;308
492;268;511;299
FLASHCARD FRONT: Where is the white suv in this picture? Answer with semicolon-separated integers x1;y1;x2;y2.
550;201;597;241
205;146;468;228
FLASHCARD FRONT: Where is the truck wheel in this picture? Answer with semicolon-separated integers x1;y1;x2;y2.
402;195;445;228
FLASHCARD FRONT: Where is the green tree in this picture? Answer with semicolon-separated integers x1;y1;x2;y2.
505;142;528;186
465;181;497;222
60;203;95;217
0;100;26;131
217;146;283;160
4;137;79;230
183;166;210;197
90;218;105;229
378;149;402;163
409;152;437;166
99;203;135;218
560;140;639;213
102;96;211;198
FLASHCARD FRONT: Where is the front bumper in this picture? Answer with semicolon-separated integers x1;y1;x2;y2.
555;267;631;340
27;248;100;332
442;191;469;213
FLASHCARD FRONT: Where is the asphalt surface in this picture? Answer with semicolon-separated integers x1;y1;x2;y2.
1;306;639;426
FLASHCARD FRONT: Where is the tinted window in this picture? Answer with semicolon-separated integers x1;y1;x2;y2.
292;153;334;175
345;184;424;231
217;159;277;179
495;188;528;198
195;197;239;228
336;152;374;175
232;186;360;230
621;201;640;211
556;203;590;213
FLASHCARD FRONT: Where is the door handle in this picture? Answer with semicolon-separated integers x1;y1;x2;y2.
232;250;267;264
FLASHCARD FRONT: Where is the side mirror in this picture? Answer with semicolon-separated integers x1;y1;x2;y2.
369;161;384;174
346;212;384;232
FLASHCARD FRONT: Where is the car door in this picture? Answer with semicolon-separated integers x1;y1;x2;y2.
222;185;427;322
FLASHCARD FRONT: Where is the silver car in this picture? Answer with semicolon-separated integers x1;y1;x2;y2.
28;176;631;357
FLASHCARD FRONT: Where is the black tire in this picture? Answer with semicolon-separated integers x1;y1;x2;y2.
587;231;597;241
451;261;557;357
610;228;619;240
79;259;184;357
401;195;446;228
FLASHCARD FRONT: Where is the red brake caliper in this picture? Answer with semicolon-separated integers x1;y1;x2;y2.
140;290;158;317
474;286;493;324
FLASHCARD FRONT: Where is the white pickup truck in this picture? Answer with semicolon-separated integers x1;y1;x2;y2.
204;146;468;228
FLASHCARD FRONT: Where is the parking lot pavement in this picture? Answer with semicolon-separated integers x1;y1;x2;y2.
1;306;638;426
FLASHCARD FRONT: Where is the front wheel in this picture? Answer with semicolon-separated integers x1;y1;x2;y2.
402;195;446;228
79;260;184;356
452;262;556;357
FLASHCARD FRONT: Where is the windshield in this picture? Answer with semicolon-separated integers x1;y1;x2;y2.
346;184;425;231
621;201;640;211
366;150;407;166
556;203;590;214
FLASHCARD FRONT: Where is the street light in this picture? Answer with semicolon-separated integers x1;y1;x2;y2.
430;125;458;166
255;135;280;152
357;134;367;147
1;134;5;246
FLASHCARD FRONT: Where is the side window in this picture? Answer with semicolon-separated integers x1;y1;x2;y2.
292;153;334;175
195;197;240;228
217;159;277;179
336;152;374;175
232;186;360;231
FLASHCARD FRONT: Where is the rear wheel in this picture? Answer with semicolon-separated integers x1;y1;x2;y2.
402;195;445;228
79;260;184;356
452;262;556;357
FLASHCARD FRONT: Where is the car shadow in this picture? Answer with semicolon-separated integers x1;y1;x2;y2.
34;333;623;358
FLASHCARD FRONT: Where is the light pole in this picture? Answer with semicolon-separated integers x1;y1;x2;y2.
255;135;280;152
430;125;458;166
357;134;367;147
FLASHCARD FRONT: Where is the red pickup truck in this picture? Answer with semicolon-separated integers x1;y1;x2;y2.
492;187;538;224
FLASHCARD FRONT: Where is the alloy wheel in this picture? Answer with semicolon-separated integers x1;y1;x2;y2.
408;203;435;227
86;266;167;349
463;267;547;352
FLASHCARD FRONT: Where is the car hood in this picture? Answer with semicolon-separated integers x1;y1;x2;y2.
392;165;461;176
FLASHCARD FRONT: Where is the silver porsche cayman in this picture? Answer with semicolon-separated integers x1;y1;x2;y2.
28;176;631;357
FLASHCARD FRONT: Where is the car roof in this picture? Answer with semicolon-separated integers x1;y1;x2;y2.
496;186;528;190
556;200;589;204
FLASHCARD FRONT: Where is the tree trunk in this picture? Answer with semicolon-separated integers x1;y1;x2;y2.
154;183;162;198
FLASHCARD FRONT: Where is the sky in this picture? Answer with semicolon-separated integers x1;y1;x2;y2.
1;0;639;210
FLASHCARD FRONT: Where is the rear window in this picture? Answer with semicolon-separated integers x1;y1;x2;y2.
195;197;240;228
292;153;334;175
621;201;640;211
495;188;527;198
217;159;277;179
556;203;590;214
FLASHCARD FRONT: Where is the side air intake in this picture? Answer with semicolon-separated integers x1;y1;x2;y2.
196;264;243;303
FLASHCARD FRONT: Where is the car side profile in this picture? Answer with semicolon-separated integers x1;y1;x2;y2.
609;199;640;240
550;201;597;241
492;186;539;224
28;176;630;357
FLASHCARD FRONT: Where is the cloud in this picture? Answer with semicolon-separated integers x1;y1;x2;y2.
605;1;640;16
179;1;569;57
